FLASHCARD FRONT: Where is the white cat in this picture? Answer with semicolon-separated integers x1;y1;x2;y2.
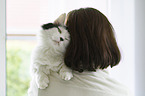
30;13;73;90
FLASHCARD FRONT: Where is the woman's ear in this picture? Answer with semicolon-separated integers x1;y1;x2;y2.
54;13;66;26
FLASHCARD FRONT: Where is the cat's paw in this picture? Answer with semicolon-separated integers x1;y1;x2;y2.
60;71;73;81
38;78;49;89
36;74;49;89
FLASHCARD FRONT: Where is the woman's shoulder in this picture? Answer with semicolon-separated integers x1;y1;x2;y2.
49;69;132;96
37;69;132;96
75;69;131;96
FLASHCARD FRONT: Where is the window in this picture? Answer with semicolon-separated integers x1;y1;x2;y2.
6;40;36;96
6;0;108;96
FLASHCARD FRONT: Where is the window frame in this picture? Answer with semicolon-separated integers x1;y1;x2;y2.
0;0;6;95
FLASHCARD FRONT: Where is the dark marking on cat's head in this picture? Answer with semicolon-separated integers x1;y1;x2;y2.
41;23;68;34
41;23;58;30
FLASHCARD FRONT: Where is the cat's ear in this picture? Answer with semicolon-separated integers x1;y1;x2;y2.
54;13;66;26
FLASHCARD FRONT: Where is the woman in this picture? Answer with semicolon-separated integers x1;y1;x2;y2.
37;8;131;96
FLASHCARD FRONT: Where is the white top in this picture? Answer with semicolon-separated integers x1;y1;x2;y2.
28;69;132;96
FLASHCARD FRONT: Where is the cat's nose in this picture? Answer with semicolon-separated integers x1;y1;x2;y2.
60;37;64;41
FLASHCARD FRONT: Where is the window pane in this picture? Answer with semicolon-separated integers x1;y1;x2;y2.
6;40;36;96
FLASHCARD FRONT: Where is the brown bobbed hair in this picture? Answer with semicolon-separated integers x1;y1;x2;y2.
64;8;121;72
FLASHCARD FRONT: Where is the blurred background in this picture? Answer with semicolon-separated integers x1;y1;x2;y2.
5;0;145;96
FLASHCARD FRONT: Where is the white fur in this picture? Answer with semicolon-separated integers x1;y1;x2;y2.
28;14;73;94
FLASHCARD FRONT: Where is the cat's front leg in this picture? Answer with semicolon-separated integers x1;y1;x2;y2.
35;70;49;89
59;64;73;80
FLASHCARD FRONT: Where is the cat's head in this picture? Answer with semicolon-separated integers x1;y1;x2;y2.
39;13;70;53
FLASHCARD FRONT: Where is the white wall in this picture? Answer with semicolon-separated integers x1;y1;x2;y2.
109;0;145;96
108;0;135;95
135;0;145;96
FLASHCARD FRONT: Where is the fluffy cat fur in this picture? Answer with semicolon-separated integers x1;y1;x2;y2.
30;13;73;90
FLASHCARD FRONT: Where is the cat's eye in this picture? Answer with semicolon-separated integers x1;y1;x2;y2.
57;27;62;34
65;38;69;40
